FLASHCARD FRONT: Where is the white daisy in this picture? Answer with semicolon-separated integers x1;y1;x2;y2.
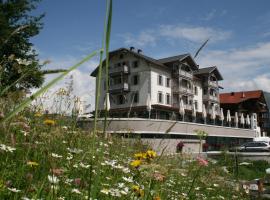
48;175;59;184
71;188;82;194
7;187;21;193
51;153;63;158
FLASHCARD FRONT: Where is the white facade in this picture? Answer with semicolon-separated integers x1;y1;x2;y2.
97;52;151;109
92;48;223;118
193;80;203;112
150;67;172;105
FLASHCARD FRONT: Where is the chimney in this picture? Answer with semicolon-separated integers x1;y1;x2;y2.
130;46;135;51
231;92;235;96
137;49;142;54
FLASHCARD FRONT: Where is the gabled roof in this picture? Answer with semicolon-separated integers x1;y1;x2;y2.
157;54;189;63
194;66;223;80
157;53;198;70
90;48;166;77
220;90;263;104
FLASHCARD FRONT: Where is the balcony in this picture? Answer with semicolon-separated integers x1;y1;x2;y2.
173;86;193;95
109;83;129;94
109;65;129;76
204;81;218;88
173;69;193;79
203;94;219;102
173;103;192;110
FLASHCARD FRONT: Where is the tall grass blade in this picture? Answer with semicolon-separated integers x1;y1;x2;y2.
1;50;99;123
93;0;112;134
103;0;112;134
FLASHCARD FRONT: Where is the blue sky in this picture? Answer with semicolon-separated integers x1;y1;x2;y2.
31;0;270;111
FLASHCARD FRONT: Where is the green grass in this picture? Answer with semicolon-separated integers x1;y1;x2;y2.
0;113;252;199
217;153;270;181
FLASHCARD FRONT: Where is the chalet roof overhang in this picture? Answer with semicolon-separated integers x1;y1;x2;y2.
158;53;199;71
194;66;223;81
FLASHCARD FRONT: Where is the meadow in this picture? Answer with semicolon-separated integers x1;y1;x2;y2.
0;108;251;200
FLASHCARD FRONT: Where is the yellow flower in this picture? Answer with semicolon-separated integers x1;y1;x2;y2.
146;150;157;159
44;119;56;126
134;152;147;160
153;196;161;200
34;113;42;117
132;185;144;197
27;161;39;167
56;88;67;96
130;160;142;168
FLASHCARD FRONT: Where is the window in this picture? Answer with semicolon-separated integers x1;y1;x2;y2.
194;101;198;110
119;54;124;59
166;78;170;87
166;93;170;104
133;61;138;68
158;92;163;103
203;88;208;95
117;63;121;67
182;96;188;105
117;95;125;105
133;92;139;103
210;89;216;96
194;87;198;95
181;79;190;88
132;75;139;85
158;75;163;86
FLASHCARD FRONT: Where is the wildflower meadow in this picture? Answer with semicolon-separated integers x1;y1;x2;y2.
0;113;250;199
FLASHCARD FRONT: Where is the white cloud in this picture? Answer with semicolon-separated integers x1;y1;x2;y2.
225;74;270;92
122;30;156;47
197;42;270;92
159;25;232;43
121;24;232;47
32;55;98;113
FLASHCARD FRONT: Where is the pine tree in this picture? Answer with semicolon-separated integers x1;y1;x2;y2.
0;0;45;92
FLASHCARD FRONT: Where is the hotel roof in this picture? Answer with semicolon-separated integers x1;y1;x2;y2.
220;90;263;104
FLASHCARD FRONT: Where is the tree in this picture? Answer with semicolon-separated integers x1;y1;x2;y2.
0;0;45;93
